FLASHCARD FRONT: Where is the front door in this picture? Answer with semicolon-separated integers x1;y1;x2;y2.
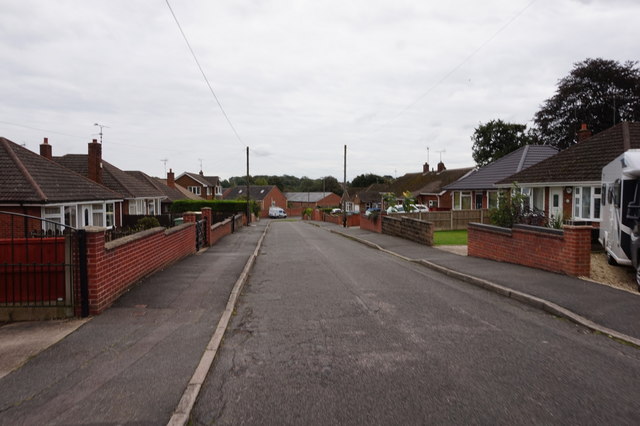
549;187;562;219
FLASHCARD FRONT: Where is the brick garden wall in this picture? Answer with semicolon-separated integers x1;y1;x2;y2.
360;214;383;233
84;223;196;315
467;222;591;277
382;216;434;246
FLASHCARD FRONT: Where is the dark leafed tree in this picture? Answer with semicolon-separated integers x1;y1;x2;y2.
350;173;386;188
471;119;536;167
533;58;640;150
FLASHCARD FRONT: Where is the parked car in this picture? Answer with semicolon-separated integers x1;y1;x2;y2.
412;204;429;212
364;207;381;217
268;206;287;218
330;208;342;215
387;205;404;214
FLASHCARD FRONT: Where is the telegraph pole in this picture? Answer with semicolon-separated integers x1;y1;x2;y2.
246;147;251;224
343;145;347;227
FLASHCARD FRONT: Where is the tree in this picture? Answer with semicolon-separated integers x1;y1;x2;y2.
471;119;536;167
351;173;386;188
533;58;640;149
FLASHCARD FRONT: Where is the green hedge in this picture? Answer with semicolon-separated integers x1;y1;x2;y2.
170;200;257;214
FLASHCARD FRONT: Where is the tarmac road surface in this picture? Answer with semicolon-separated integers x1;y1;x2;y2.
191;221;640;425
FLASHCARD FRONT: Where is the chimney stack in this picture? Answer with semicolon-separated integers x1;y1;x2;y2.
577;123;592;142
88;139;102;184
423;162;430;174
40;137;52;160
167;168;175;188
437;161;446;172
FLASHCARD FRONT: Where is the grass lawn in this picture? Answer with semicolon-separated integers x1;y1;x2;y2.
434;230;468;246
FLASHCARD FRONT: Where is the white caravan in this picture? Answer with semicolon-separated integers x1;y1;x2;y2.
600;149;640;290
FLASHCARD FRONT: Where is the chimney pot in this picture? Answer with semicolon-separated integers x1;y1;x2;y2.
437;162;446;172
423;162;430;174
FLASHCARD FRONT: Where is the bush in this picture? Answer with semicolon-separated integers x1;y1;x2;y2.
136;216;161;230
170;199;257;214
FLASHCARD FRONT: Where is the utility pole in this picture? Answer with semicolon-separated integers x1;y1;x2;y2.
246;147;251;224
343;145;347;227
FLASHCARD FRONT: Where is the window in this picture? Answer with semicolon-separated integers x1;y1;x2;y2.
453;191;471;210
207;187;212;196
475;193;483;209
215;185;222;196
487;191;499;209
531;188;544;211
428;200;437;208
573;186;601;220
188;186;201;195
43;206;62;233
92;204;104;227
106;203;114;228
64;206;77;228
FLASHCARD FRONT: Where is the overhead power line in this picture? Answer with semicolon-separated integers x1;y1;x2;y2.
164;0;245;147
380;0;539;128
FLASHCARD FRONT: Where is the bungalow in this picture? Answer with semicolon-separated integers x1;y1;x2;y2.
175;171;223;200
285;192;341;209
223;185;287;218
0;137;123;234
53;139;166;216
126;169;201;215
444;145;558;210
496;122;640;223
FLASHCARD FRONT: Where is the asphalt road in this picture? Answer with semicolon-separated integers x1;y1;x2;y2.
192;221;640;425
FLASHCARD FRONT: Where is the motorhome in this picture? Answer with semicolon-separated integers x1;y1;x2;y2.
600;149;640;290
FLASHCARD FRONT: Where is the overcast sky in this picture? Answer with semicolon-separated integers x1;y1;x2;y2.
1;0;638;182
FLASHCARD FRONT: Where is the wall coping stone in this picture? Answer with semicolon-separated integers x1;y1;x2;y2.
514;223;563;237
105;227;165;250
468;222;512;235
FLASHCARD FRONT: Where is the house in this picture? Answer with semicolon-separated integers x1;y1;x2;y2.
496;122;640;223
368;161;474;211
285;192;341;209
175;171;223;200
126;169;201;214
0;137;123;234
53;139;166;216
223;185;287;218
444;145;558;210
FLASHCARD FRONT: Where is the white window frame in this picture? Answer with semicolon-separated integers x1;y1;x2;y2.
453;191;472;210
487;191;499;210
573;185;601;221
188;186;201;196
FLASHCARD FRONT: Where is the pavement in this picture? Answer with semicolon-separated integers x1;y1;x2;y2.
311;221;640;347
2;218;640;422
0;219;269;425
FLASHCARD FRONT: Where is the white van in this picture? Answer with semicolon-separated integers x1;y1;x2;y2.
268;206;287;218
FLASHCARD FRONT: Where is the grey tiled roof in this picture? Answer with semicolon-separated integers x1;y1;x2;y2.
497;122;640;185
179;172;220;187
223;185;277;201
285;192;334;202
444;145;558;190
55;155;164;199
0;137;121;203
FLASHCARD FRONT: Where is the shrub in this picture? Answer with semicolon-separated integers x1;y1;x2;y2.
136;216;161;230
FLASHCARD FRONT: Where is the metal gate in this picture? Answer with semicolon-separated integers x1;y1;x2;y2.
195;217;207;251
0;211;89;319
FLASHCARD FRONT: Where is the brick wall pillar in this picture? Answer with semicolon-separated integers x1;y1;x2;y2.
201;207;212;246
562;225;592;276
83;227;106;315
183;212;197;223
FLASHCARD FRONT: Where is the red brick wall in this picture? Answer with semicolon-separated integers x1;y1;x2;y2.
83;223;196;315
0;207;42;238
260;187;288;218
287;207;305;217
321;213;360;227
360;214;383;233
468;223;591;277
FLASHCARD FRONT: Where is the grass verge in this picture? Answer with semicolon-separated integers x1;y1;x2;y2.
434;230;468;245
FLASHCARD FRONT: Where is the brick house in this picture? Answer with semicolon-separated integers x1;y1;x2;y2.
444;145;557;210
126;169;201;214
285;192;341;209
53;139;166;216
175;171;223;200
223;185;287;218
496;122;640;223
0;137;123;235
359;162;474;211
